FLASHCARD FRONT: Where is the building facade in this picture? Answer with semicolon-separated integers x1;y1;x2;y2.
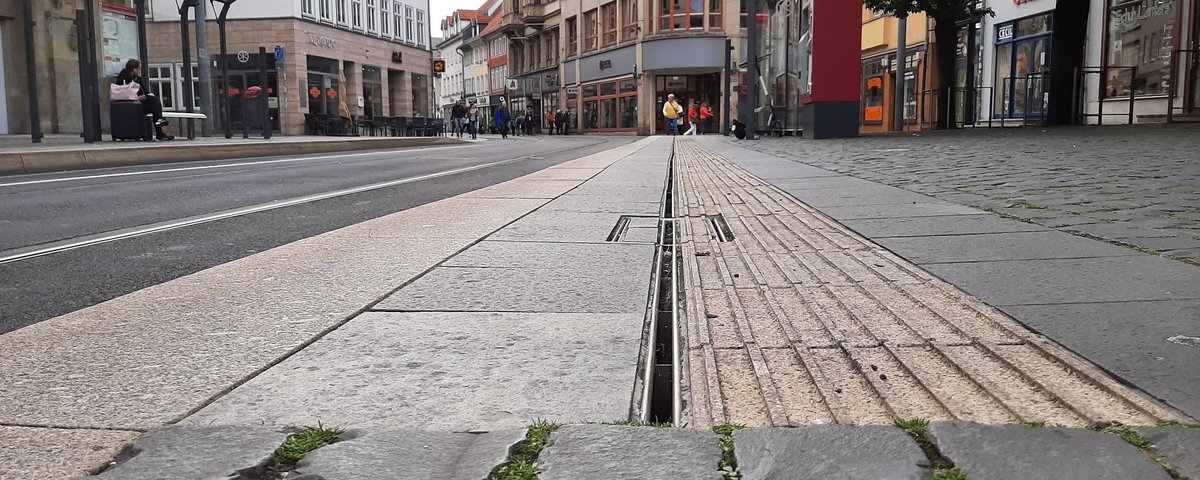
859;9;928;133
145;0;434;136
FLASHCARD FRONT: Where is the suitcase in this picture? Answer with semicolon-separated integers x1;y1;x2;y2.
110;101;149;141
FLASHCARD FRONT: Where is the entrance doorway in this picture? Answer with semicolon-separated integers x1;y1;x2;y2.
0;23;8;134
307;73;340;116
654;73;720;134
994;12;1053;119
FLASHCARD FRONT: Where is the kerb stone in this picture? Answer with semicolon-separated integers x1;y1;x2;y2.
1135;427;1200;479
734;426;928;480
928;422;1171;480
93;425;293;480
292;429;526;480
538;425;723;480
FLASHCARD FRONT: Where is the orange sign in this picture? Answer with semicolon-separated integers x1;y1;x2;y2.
432;59;446;74
327;89;338;99
309;87;321;98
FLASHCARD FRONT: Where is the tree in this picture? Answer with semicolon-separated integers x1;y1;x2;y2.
862;0;991;129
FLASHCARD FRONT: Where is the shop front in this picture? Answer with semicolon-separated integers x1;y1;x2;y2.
1102;0;1200;117
993;12;1053;119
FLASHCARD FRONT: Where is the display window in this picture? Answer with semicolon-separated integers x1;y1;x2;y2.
580;77;638;131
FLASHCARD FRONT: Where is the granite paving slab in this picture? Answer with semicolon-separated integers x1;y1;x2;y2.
927;256;1200;306
734;426;928;480
540;194;661;214
490;211;627;243
460;179;582;199
444;240;653;270
538;425;723;480
927;422;1170;480
1134;427;1200;479
819;202;989;220
93;426;293;480
0;426;138;480
784;189;939;208
840;215;1046;238
185;312;643;431
373;261;652;313
292;430;526;480
875;231;1140;264
1001;300;1200;417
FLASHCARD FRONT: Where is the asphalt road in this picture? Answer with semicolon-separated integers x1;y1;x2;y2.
0;135;634;333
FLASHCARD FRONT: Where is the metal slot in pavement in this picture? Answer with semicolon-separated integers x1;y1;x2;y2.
607;216;632;242
706;214;735;242
640;140;682;425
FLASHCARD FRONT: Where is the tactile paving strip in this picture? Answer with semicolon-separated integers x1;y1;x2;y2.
674;139;1190;428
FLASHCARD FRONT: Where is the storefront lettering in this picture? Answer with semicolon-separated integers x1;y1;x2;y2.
599;59;612;70
1111;1;1174;31
306;32;336;49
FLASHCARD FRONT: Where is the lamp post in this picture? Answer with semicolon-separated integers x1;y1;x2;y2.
210;0;237;138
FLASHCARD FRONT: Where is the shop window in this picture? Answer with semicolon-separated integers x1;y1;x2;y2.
600;82;617;96
584;9;598;51
1106;0;1175;97
620;78;637;93
862;61;884;124
620;96;637;128
567;17;578;56
602;2;618;47
622;0;639;41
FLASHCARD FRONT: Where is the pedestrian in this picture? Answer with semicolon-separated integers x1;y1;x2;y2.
451;102;467;138
467;104;480;140
525;109;536;135
115;59;173;141
662;93;682;135
684;101;699;136
563;110;571;134
546;109;556;135
496;101;511;139
700;101;713;135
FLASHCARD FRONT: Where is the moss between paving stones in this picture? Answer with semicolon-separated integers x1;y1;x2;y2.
490;420;561;480
1091;423;1184;479
894;419;958;474
712;424;745;479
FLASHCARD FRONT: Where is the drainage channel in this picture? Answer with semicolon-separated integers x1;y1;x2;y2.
639;139;682;425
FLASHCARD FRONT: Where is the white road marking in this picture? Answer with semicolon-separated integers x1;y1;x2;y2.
0;155;528;265
0;144;475;188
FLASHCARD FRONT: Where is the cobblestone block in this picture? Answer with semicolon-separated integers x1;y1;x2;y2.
734;426;929;480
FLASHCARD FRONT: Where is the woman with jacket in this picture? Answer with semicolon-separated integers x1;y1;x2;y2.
115;59;173;141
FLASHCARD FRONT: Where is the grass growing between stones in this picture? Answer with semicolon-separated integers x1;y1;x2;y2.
602;420;678;428
712;424;746;479
894;419;956;472
1091;423;1182;479
1021;420;1046;428
1010;199;1048;210
274;426;344;465
934;467;969;480
490;420;561;480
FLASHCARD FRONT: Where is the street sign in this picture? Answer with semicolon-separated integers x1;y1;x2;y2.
506;78;519;90
274;46;285;61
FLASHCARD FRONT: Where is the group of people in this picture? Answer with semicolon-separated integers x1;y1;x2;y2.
661;94;714;136
449;101;572;139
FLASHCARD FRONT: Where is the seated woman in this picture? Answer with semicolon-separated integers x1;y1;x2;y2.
115;59;173;141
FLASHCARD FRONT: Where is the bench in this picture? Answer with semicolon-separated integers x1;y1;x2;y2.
162;112;208;140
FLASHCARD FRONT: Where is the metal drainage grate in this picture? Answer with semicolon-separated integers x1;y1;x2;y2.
706;214;735;242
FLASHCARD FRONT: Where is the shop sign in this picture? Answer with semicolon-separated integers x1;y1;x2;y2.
566;86;580;95
599;59;613;70
392;51;404;64
506;79;519;90
309;87;321;98
327;89;339;99
237;51;251;63
432;59;446;74
306;32;336;49
1110;1;1174;30
997;24;1014;42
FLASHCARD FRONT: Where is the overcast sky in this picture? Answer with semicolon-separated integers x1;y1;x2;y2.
429;0;489;39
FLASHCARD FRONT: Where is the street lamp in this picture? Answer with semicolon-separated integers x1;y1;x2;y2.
210;0;238;138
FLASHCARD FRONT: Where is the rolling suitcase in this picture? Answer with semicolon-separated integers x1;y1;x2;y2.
110;101;149;141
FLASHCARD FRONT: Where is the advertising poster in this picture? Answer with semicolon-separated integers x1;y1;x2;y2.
102;4;140;77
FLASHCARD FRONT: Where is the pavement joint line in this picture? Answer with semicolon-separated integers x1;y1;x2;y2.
173;136;654;425
0;422;146;433
0;156;545;265
912;253;1148;265
0;143;479;188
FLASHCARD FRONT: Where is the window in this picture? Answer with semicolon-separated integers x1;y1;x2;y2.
319;0;331;21
380;0;390;36
709;0;721;31
406;6;415;43
621;0;639;41
739;0;764;29
336;0;347;25
566;17;578;56
393;1;404;39
147;64;174;110
351;0;363;29
366;0;377;33
302;0;314;17
659;0;709;31
175;63;201;111
1106;0;1174;97
601;2;617;47
417;10;425;46
583;9;597;51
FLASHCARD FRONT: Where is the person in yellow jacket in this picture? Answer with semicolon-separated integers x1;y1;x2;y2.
662;93;683;135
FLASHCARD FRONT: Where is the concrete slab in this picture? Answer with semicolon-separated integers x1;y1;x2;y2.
93;426;293;480
1001;301;1200;418
490;211;626;244
444;240;653;270
1134;427;1200;479
461;179;582;199
374;261;652;313
185;312;644;431
322;198;549;240
538;425;723;480
819;202;989;220
292;430;526;480
541;194;661;215
841;215;1046;238
927;422;1170;480
876;231;1140;264
519;168;604;181
732;162;843;180
734;426;929;480
926;256;1200;306
0;426;138;479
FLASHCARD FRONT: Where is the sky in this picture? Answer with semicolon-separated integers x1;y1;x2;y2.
429;0;490;39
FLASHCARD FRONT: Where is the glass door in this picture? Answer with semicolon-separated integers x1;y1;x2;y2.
999;35;1051;118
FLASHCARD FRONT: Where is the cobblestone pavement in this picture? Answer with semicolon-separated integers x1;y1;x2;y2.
674;139;1188;428
732;125;1200;266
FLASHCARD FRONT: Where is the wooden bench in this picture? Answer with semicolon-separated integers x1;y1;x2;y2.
162;112;208;139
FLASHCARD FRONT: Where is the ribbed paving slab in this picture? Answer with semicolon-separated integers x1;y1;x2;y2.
674;139;1189;428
